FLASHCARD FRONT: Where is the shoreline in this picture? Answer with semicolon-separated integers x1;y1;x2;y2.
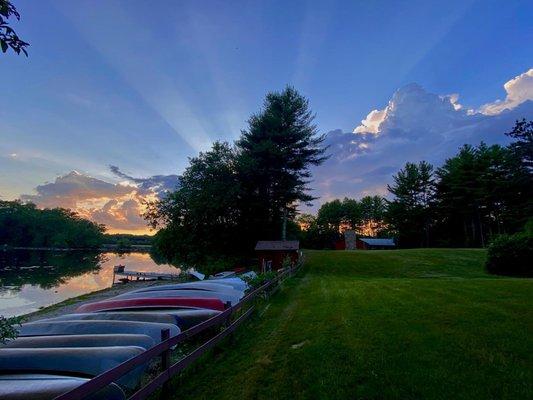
21;280;167;322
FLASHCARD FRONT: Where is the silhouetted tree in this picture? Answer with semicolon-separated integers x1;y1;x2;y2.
237;86;327;245
0;0;29;56
506;119;533;170
386;161;435;247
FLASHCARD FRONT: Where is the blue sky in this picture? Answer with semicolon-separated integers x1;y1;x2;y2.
1;0;532;232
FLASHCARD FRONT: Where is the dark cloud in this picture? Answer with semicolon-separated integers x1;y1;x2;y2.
109;165;180;197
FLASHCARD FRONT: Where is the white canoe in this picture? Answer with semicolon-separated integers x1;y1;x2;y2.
113;289;240;306
2;334;155;350
124;282;244;296
0;346;146;389
18;320;180;343
207;277;249;291
88;309;222;330
0;373;125;400
39;312;181;326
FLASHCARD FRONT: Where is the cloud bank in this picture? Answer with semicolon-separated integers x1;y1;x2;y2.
312;68;533;206
21;169;180;234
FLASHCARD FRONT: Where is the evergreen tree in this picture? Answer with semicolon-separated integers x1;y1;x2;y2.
237;86;327;243
506;119;533;170
386;161;435;247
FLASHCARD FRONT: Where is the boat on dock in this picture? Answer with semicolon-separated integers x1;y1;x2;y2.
112;265;182;282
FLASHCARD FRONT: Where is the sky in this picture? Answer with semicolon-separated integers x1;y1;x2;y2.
1;0;532;233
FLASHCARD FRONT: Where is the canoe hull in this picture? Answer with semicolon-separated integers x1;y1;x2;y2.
2;334;155;350
18;320;180;343
40;312;181;326
113;289;240;306
76;297;226;313
0;374;125;400
0;347;146;389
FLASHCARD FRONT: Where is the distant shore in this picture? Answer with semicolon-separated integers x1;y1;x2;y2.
3;245;151;252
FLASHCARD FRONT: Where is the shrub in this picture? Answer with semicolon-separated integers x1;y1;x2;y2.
0;316;22;344
486;233;533;276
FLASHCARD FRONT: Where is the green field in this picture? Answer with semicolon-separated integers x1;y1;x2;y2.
170;249;532;399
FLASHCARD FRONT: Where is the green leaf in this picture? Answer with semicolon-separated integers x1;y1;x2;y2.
0;40;8;53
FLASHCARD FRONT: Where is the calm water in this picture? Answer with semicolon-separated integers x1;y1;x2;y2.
0;250;181;317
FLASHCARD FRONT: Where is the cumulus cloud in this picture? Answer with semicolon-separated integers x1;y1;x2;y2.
21;169;180;234
353;109;387;134
311;68;533;207
478;69;533;115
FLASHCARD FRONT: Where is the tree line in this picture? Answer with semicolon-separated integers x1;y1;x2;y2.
0;200;105;248
307;119;532;248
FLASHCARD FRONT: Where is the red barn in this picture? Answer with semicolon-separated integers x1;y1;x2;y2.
255;241;300;272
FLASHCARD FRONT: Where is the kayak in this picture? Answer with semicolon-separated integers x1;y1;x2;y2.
76;297;226;313
124;282;244;296
0;373;125;400
113;289;240;306
18;320;180;343
0;346;146;389
39;312;182;326
2;334;155;350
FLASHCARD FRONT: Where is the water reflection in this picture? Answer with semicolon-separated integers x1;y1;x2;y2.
0;250;181;317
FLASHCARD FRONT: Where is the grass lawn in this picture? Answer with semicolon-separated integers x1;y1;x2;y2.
169;249;532;399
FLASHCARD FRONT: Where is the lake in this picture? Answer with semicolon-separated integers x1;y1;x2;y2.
0;250;181;317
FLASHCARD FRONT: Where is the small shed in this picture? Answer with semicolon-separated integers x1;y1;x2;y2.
255;241;300;272
356;237;396;250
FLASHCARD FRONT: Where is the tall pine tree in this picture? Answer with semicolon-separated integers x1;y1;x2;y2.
237;86;327;243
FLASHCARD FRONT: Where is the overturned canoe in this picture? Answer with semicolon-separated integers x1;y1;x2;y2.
114;289;240;306
18;320;180;343
0;346;146;389
206;278;248;291
77;309;222;330
76;297;226;313
2;334;155;350
123;282;244;296
39;312;181;326
148;309;222;330
0;373;125;400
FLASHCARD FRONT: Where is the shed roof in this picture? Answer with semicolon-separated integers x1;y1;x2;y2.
359;238;395;246
255;240;300;251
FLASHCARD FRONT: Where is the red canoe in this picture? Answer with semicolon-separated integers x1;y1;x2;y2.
76;297;226;313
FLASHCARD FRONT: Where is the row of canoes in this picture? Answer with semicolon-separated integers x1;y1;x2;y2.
0;272;254;399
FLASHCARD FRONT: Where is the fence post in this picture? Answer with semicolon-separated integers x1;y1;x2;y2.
160;328;171;400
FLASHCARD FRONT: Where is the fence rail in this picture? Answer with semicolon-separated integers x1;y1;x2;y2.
55;257;303;400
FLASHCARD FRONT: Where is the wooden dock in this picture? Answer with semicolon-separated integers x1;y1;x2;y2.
112;265;183;283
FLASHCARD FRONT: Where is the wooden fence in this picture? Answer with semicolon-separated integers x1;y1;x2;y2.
55;257;303;400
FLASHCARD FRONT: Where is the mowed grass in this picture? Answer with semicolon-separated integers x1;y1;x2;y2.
170;249;532;399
